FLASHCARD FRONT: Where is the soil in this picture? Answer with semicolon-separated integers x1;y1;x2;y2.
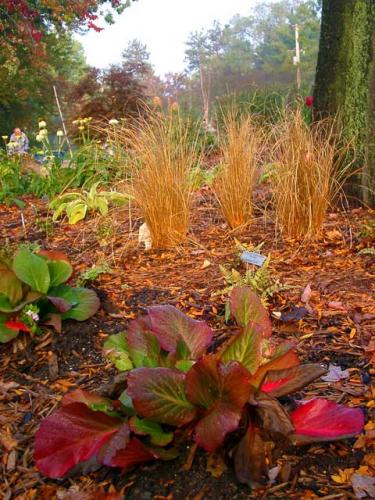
0;188;374;499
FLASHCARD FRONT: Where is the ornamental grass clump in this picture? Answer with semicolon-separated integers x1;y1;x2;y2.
271;109;346;240
125;112;201;248
34;286;364;487
213;112;263;229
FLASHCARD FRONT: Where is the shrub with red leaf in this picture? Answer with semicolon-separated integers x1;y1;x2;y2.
34;286;365;486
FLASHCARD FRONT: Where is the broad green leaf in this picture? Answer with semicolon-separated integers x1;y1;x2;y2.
66;202;87;224
104;333;133;372
52;202;68;221
49;285;100;321
119;390;136;416
127;367;196;426
95;197;108;216
175;359;195;373
230;286;272;337
48;260;73;287
0;291;41;313
127;317;163;368
13;248;50;294
0;269;23;305
220;323;263;374
129;416;174;446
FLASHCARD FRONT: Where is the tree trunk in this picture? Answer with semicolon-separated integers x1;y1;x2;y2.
314;0;375;204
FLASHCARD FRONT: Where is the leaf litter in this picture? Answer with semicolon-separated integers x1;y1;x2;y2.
0;194;374;499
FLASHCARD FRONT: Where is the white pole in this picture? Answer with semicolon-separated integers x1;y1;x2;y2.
53;85;73;159
294;24;301;91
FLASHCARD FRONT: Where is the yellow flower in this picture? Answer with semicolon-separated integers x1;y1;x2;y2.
36;134;43;142
2;135;8;140
38;120;47;129
56;130;64;137
78;126;85;131
109;119;119;126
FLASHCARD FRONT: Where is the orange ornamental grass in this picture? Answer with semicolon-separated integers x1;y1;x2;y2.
126;111;201;248
271;109;348;240
213;112;263;230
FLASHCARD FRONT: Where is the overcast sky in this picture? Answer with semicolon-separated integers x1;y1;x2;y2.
77;0;270;76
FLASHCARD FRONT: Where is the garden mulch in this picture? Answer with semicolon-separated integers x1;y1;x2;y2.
0;189;374;499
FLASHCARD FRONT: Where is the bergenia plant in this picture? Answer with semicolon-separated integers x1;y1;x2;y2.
34;286;364;486
0;248;100;342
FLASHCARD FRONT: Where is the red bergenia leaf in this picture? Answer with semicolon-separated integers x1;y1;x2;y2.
194;402;244;452
34;402;121;478
186;358;252;451
219;323;263;374
127;368;196;426
230;286;272;336
186;357;251;409
260;364;326;398
290;399;364;444
250;343;299;388
47;296;72;313
102;437;156;469
97;423;130;466
147;305;212;358
62;389;113;410
5;320;29;332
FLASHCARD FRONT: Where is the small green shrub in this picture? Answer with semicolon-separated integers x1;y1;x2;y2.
0;248;100;343
50;182;131;224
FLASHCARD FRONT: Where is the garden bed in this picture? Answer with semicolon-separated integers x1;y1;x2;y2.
0;190;374;499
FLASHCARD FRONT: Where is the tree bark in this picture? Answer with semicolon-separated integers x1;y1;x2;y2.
314;0;375;204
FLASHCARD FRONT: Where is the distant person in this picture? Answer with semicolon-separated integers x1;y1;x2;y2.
8;127;29;155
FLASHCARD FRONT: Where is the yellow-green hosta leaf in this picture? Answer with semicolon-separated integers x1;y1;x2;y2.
66;202;87;224
95;197;109;216
52;202;68;221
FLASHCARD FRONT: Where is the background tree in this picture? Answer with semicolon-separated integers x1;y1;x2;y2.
313;0;375;203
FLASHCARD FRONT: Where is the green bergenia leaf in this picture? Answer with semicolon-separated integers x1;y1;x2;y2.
13;248;50;294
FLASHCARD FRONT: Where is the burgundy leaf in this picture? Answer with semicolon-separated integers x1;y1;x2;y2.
230;286;272;337
186;358;252;451
260;364;327;398
234;421;267;487
250;343;300;389
34;402;121;478
97;423;130;466
147;305;212;358
47;296;72;313
127;367;196;426
186;357;251;409
194;402;244;452
104;437;156;469
43;313;62;333
290;399;364;443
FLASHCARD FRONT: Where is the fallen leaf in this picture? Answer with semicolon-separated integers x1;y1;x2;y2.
201;259;211;269
328;301;348;313
301;284;312;304
351;473;375;499
321;364;350;383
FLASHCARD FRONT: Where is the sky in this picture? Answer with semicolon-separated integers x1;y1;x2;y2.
77;0;268;76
